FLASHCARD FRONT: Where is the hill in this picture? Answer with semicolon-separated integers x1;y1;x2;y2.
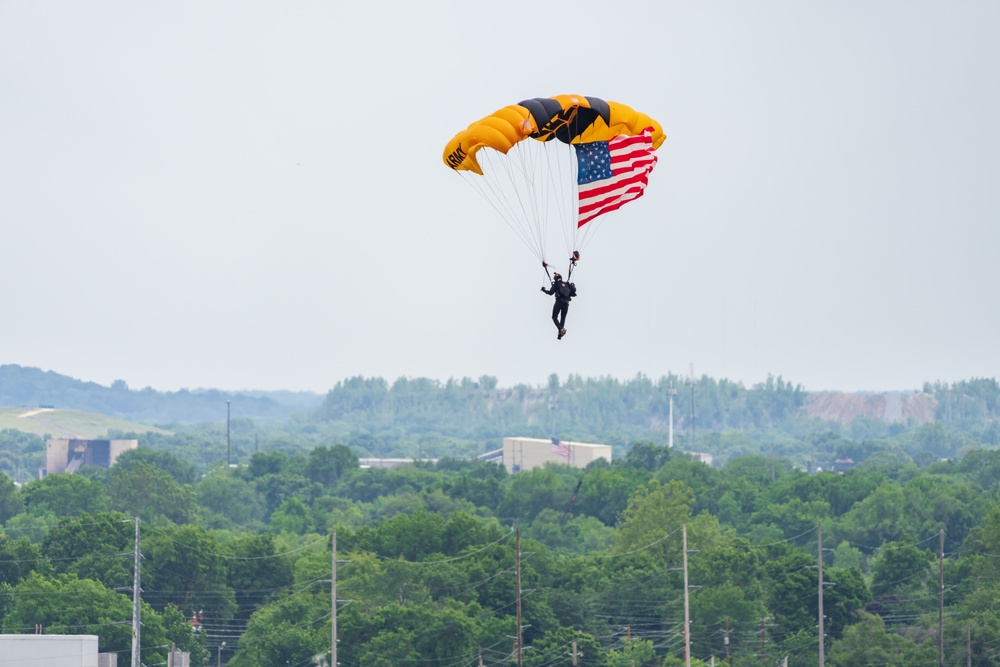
0;364;323;425
0;407;170;439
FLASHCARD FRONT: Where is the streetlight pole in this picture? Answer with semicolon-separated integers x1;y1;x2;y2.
218;641;226;667
226;400;231;467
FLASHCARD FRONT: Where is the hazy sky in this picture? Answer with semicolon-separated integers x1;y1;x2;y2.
2;1;998;394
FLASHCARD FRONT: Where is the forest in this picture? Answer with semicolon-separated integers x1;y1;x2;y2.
1;374;1000;665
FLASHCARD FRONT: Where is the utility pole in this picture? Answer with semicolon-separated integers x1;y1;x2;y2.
967;627;972;667
759;616;766;661
131;517;141;667
939;528;945;667
332;531;337;667
515;523;523;667
725;619;730;666
572;640;578;666
818;522;825;667
667;382;677;448
683;524;691;667
478;645;484;667
226;400;231;467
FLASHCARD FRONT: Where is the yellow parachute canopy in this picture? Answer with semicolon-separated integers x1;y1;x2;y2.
443;94;665;174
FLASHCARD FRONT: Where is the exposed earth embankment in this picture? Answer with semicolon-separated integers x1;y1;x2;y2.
804;392;937;424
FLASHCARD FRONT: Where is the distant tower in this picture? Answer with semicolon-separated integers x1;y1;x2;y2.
685;363;696;449
667;382;678;448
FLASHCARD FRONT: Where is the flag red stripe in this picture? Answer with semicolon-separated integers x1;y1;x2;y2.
579;170;652;204
577;129;657;227
578;187;647;226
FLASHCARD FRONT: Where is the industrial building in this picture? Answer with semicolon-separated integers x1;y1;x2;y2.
478;437;613;473
45;439;137;476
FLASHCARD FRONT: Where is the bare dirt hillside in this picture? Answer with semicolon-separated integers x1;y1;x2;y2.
803;392;938;424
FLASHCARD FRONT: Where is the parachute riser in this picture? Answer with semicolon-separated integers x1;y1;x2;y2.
543;251;579;283
567;250;580;282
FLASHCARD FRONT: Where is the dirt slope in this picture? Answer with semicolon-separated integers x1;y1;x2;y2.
803;392;937;424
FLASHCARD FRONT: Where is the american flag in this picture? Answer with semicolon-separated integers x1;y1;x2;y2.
551;438;571;460
575;127;657;227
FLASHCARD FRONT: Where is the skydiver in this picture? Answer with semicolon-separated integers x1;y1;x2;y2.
540;271;577;340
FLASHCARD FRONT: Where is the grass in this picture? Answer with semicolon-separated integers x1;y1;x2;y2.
0;407;170;439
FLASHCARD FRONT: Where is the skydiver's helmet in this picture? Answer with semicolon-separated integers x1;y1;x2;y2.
553;273;562;281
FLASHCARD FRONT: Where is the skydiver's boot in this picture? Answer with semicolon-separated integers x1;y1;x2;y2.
558;328;567;340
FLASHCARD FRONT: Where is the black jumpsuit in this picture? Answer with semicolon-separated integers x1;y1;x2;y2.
543;279;573;331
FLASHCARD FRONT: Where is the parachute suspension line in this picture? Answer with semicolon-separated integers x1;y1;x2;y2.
553;139;581;284
576;208;613;255
494;146;547;262
463;149;544;262
499;142;549;263
516;141;550;265
458;169;539;261
552;137;578;262
569;139;583;256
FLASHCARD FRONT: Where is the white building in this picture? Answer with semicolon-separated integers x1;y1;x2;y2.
0;635;106;667
496;437;613;473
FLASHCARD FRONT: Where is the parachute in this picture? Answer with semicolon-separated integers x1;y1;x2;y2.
443;95;665;276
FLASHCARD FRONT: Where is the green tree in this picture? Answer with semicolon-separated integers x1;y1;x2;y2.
622;442;672;472
270;496;315;534
228;591;333;667
113;447;197;484
107;461;196;524
0;472;23;524
0;532;51;586
524;627;607;666
827;613;936;666
195;471;266;526
496;466;579;523
823;565;870;638
253;471;321;517
763;550;818;642
20;473;108;517
525;509;612;554
613;480;693;563
306;444;358;487
144;524;236;621
576;466;645;526
2;572;198;666
838;482;906;546
42;511;134;589
606;637;658;667
871;542;934;598
224;533;294;623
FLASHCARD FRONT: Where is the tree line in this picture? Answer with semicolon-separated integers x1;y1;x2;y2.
4;436;1000;665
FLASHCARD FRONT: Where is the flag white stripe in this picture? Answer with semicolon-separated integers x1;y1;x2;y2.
577;129;656;227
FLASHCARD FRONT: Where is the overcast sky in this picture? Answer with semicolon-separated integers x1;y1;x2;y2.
2;1;998;395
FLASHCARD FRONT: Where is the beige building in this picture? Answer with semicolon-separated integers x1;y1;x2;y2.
45;439;138;476
499;437;612;473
